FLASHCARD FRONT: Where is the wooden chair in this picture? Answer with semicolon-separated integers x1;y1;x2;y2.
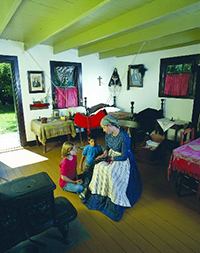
176;128;200;203
180;128;194;146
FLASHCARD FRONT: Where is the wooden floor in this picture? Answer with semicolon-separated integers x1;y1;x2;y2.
1;133;200;253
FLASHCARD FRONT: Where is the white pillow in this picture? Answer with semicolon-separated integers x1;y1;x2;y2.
104;106;121;113
71;106;86;114
66;106;86;116
93;106;121;114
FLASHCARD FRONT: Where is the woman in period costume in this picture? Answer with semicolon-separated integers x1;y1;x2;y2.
82;114;143;221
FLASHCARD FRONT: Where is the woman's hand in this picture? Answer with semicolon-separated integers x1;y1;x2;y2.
95;151;108;160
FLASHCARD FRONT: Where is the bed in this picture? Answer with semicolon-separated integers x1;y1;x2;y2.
72;99;137;150
83;98;164;125
62;98;164;148
59;96;133;119
83;97;133;120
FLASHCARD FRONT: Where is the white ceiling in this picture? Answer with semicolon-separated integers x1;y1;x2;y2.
0;0;200;59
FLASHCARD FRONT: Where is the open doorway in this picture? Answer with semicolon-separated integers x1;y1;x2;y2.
0;55;26;152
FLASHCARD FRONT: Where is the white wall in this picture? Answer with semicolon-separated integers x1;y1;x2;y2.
115;44;200;140
0;39;115;142
0;39;199;142
115;44;200;121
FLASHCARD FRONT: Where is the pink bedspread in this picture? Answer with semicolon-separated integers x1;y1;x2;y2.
168;138;200;180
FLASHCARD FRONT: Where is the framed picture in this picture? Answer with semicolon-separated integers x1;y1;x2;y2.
28;71;45;93
159;54;200;99
127;64;147;89
53;109;59;118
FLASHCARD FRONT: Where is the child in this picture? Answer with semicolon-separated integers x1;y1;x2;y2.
59;141;83;194
78;133;103;200
79;133;103;174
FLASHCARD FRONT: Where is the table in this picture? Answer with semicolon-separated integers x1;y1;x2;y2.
156;118;189;141
31;118;76;153
118;119;139;152
167;138;200;202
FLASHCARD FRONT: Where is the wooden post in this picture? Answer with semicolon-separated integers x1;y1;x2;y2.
130;101;134;121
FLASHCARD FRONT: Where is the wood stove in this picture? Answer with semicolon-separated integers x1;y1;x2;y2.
0;172;77;252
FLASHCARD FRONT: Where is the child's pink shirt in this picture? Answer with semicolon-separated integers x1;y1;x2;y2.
59;155;77;188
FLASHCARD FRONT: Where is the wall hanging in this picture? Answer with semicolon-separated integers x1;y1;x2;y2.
50;61;82;109
108;68;122;106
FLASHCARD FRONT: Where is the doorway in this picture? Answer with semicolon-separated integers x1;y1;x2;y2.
0;55;26;152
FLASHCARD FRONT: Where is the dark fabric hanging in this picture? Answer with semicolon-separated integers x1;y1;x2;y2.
108;68;122;87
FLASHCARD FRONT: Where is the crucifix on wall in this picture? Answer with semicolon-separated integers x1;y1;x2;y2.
97;76;102;86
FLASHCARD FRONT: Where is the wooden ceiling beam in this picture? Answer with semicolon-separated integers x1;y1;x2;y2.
78;10;200;57
99;29;200;59
0;0;22;34
53;0;200;54
24;0;111;50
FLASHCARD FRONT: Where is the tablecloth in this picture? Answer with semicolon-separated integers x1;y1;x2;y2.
31;119;76;145
157;118;189;132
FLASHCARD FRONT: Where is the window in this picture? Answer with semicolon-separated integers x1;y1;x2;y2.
159;54;199;99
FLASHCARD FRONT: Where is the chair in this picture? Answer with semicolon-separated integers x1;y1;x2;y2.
176;128;199;201
134;108;163;141
180;128;194;146
74;109;107;148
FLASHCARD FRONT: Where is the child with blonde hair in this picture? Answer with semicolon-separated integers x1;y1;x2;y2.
59;141;83;193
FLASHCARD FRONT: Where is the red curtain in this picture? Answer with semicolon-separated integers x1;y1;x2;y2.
55;87;78;108
164;73;191;96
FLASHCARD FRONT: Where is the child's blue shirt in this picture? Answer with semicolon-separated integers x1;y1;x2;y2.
82;144;103;166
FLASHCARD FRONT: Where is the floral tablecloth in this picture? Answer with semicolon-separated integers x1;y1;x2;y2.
31;118;76;145
167;138;200;180
109;111;131;120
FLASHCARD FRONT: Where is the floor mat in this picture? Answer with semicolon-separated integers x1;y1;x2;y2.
6;219;91;253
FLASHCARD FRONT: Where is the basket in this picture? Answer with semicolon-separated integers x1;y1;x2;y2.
136;134;165;163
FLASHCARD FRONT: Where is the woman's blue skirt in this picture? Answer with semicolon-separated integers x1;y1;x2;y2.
82;155;143;221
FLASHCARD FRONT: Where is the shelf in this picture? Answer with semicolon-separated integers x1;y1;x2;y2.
30;103;50;110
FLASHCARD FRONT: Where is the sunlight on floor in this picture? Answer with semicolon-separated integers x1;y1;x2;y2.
0;132;21;153
0;132;48;168
0;148;48;168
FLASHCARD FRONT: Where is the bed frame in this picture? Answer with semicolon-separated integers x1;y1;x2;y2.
83;96;117;112
83;96;164;120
